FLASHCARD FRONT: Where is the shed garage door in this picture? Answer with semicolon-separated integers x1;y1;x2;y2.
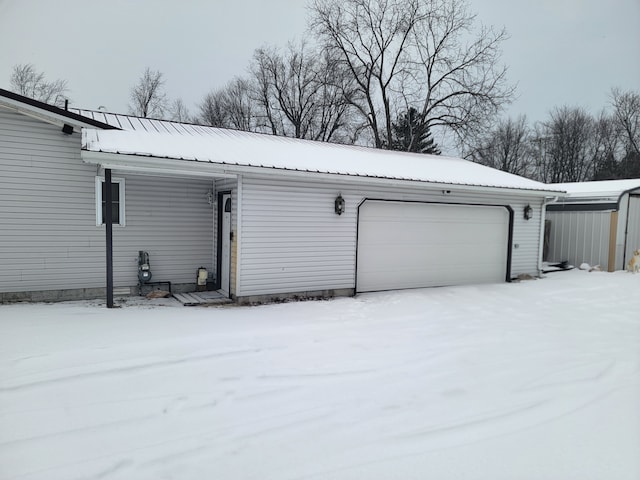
356;201;510;292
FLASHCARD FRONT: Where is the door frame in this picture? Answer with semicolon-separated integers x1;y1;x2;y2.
216;191;232;296
623;194;640;267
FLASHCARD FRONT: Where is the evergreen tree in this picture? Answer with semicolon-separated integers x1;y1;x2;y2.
391;108;441;155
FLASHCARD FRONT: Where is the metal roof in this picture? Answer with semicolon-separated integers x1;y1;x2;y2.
69;108;206;134
549;179;640;202
0;99;564;194
81;125;563;194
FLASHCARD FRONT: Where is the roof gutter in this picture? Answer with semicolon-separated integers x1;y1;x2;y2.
616;186;640;210
82;150;237;179
81;149;566;198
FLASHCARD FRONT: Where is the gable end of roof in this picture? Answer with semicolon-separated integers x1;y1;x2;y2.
0;88;118;130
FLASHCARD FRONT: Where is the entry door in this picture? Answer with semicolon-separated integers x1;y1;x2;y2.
357;201;510;292
220;194;232;296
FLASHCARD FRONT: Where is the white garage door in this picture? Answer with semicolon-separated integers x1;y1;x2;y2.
357;201;510;292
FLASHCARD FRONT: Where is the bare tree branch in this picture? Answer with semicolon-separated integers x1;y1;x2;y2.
611;88;640;157
9;63;70;107
128;67;168;118
310;0;515;149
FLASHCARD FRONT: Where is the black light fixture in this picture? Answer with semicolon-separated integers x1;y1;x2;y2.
61;123;74;135
334;194;345;215
523;204;533;220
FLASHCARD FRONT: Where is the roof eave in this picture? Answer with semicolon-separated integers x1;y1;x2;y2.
0;88;117;130
81;149;565;197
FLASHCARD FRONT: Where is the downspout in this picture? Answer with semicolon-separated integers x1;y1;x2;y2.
538;195;559;276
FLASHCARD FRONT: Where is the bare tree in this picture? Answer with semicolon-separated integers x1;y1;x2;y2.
310;0;514;149
592;111;625;180
611;88;640;157
312;50;359;143
169;98;191;123
533;107;603;183
9;63;69;107
251;41;355;142
465;116;532;176
198;77;256;131
224;78;256;131
198;89;228;127
310;0;420;148
253;43;316;138
129;67;168;118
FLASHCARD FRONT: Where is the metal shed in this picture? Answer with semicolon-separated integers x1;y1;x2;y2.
546;180;640;271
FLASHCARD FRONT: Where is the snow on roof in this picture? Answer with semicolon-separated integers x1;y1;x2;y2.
549;179;640;201
82;127;561;193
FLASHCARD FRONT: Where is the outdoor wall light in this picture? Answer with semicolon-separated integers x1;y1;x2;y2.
61;123;74;135
524;204;533;220
334;194;345;215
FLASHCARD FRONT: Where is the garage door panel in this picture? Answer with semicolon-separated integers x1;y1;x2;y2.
357;201;509;292
360;226;505;247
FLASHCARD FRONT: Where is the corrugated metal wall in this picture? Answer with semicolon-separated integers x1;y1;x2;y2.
546;210;612;269
238;176;544;297
0;108;214;294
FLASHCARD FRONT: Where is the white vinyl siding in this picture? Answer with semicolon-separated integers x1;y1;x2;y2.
238;178;356;297
108;174;214;288
237;176;543;297
0;107;214;294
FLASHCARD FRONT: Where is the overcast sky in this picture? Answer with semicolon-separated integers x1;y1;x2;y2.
0;0;638;126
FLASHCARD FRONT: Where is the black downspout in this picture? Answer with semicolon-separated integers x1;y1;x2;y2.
105;169;114;308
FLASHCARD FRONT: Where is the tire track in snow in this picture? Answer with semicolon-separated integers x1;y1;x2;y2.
0;348;267;393
388;400;547;439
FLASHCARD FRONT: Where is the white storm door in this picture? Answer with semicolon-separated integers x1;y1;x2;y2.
357;201;510;292
220;194;231;296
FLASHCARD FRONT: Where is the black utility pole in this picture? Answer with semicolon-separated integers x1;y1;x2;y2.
104;168;114;308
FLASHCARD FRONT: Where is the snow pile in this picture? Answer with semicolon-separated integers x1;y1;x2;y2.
1;270;639;480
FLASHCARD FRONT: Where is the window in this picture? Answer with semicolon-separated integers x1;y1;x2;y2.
95;176;125;226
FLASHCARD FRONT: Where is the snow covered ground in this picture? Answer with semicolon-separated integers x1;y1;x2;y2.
1;270;639;480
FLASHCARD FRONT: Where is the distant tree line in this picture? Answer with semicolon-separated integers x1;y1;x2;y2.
124;0;516;156
464;89;640;182
9;63;69;108
7;0;639;180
